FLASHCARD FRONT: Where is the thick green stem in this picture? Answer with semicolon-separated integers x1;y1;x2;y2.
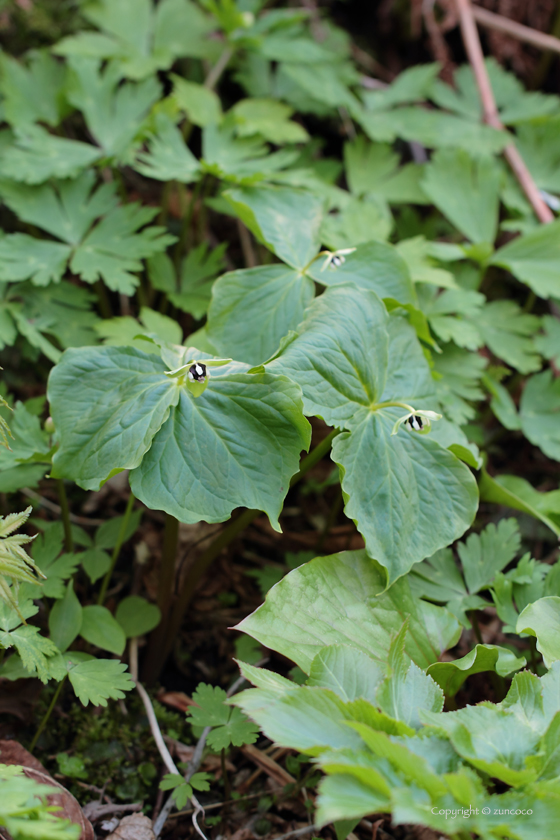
147;429;341;681
57;480;73;553
29;677;66;753
97;492;136;605
371;400;416;412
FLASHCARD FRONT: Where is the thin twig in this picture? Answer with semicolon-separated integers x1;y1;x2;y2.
271;825;319;840
21;487;105;527
472;4;560;55
455;0;554;224
166;789;284;821
204;46;234;90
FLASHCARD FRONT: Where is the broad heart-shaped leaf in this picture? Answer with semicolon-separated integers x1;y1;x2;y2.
67;658;134;707
130;370;310;530
520;370;560;462
427;644;526;698
420;149;501;244
48;347;180;489
267;286;478;581
49;344;310;528
306;240;416;305
79;605;126;655
115;595;161;638
224;185;324;270
235;549;461;673
266;285;389;427
517;597;560;669
206;264;315;365
490;219;560;299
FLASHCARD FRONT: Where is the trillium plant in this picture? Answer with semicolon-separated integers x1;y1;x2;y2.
0;0;559;837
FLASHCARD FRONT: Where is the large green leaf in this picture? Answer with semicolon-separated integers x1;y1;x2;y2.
224;185;324;270
134;113;200;182
0;50;66;128
421;149;501;244
130;370;310;530
344;136;428;204
520;370;560;461
517;597;560;668
235;549;461;672
490;220;560;299
427;644;526;697
48;346;179;488
306;240;416;305
0;126;101;184
206;265;315;365
266;286;478;581
307;645;384;704
479;469;560;538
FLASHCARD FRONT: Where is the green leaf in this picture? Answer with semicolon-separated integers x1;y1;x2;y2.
130;368;310;530
48;582;83;653
482;371;522;431
375;623;444;729
94;509;142;550
134;112;200;182
432;345;486;426
427;644;526;697
320;196;393;249
80;548;111;584
266;288;477;580
49;347;179;488
306;240;416;305
115;595;161;638
307;645;384;704
422;288;484;350
517;597;560;668
0;50;66;128
0;126;101;184
479;469;560;538
172;75;222;126
475;300;541;374
395;236;457;289
187;683;259;749
54;0;217;79
207;264;315;365
520;370;560;461
79;605;126;655
424;703;542;787
67;56;160;160
224;185;324;269
344;136;427;204
202;124;297;184
171;242;227;319
0;234;71;286
235;549;461;673
357;106;509;155
457;518;521;594
67;657;134;706
516;117;560;193
490;220;560;299
0;624;59;684
231;98;308;144
535;315;560;366
421;149;501;244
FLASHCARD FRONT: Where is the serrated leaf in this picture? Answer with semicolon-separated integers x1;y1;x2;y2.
0;624;59;683
231;98;308;144
0;234;71;286
490;220;560;300
202;124;298;184
0;50;66;128
67;56;160;160
479;469;560;538
187;683;259;749
475;300;541;373
432;345;487;426
457;518;521;594
79;605;126;655
344;136;427;204
421;149;501;244
535;315;560;366
0;126;101;184
67;658;134;706
235;549;460;673
172;75;222;126
134;112;200;182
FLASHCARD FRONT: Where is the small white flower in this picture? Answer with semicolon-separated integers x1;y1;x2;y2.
320;248;356;271
391;409;442;436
